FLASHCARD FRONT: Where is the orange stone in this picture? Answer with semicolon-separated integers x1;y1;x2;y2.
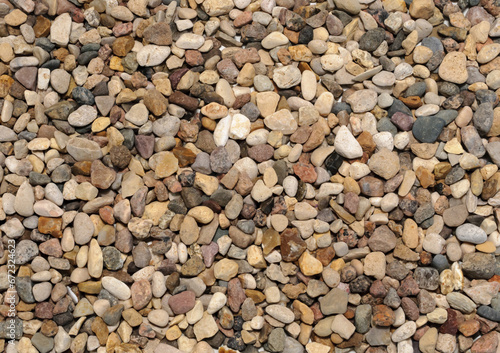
458;319;480;337
399;96;423;109
38;217;63;238
283;28;299;44
416;166;435;188
488;275;500;289
476;241;496;253
0;75;14;98
372;305;395;326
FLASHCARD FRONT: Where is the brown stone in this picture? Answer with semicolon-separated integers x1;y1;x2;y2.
280;228;307;262
356;131;376;156
143;22;173;45
38;217;63;238
33;16;51;37
113;36;135;57
458;319;480;337
92;317;109;345
143;89;168;116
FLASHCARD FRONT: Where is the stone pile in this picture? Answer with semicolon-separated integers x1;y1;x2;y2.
1;0;500;351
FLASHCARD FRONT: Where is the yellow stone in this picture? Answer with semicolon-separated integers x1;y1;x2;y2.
343;176;360;194
463;35;477;61
434;162;452;179
194;173;219;195
143;201;169;225
92;117;110;132
18;266;32;277
166;326;182;340
77;281;102;294
153;78;172;96
262;228;280;255
293;300;314;325
383;0;407;12
330;174;344;184
330;258;345;272
0;43;14;63
107;126;125;147
471;169;484;196
444;138;465;154
343;18;359;43
298;251;323;276
187;206;215;224
469;82;488;91
241;331;257;344
267;131;283;147
403;219;419;248
128;159;145;176
345;61;365;76
244;289;265;304
476;241;496;253
246;245;267;269
488;107;500;137
116;88;137;104
27;155;44;173
122;308;143;327
154;152;179;178
349;221;364;236
481;164;498;180
109;56;124;71
115;344;142;353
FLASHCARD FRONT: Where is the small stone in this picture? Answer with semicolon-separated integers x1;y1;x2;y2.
439;52;468;84
456;223;487;244
334;126;363;159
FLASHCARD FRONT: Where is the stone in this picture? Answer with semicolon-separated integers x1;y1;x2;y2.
439;52;468;84
50;14;72;47
456;223;487;244
334;126;363;159
319;288;348;315
346;90;378;113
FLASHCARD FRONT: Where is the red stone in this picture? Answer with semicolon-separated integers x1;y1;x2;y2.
168;291;196;315
293;154;317;183
99;206;115;224
439;308;461;335
227;278;246;313
397;275;421;297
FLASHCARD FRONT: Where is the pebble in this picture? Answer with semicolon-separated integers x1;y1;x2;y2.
334;126;363;159
456;223;488;244
439;52;468;84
